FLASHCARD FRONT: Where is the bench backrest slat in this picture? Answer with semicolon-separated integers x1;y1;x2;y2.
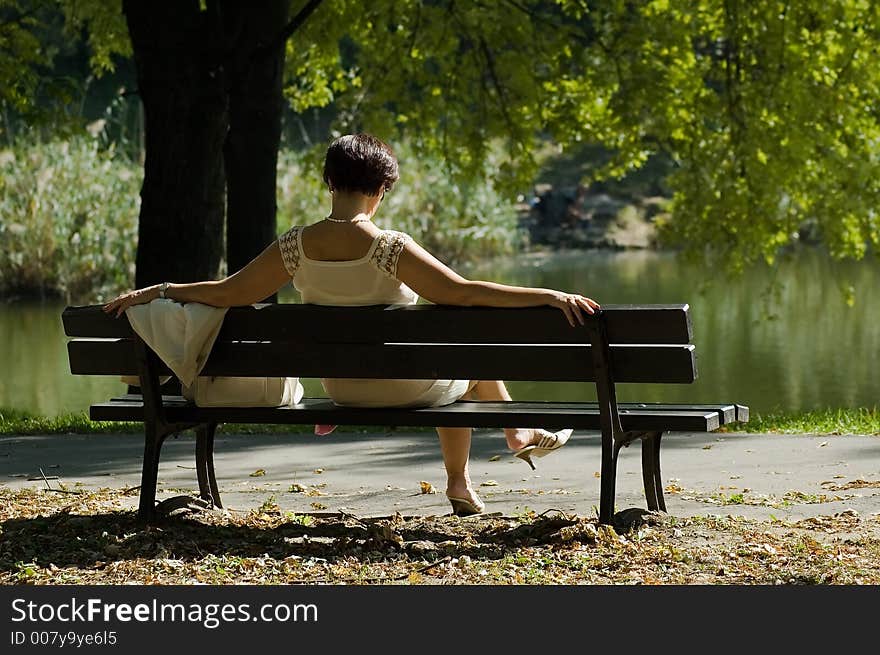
64;303;698;385
62;304;693;345
67;339;697;383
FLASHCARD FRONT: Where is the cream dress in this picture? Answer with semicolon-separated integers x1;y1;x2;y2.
278;225;471;408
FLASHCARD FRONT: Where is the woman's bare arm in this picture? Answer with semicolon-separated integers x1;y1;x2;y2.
103;241;291;317
396;240;600;327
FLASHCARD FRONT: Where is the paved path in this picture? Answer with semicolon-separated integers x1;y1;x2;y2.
2;430;879;520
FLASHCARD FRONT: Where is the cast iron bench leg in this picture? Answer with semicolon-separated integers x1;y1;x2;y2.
599;440;623;524
138;421;166;522
641;431;666;512
195;422;222;508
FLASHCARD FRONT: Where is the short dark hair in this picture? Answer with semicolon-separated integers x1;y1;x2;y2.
322;133;399;196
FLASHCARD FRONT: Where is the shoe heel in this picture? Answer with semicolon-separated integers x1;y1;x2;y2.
447;495;484;516
515;451;536;470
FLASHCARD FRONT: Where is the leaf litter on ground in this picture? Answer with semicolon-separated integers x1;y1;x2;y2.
1;487;879;585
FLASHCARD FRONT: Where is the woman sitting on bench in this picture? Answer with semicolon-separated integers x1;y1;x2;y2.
104;133;600;516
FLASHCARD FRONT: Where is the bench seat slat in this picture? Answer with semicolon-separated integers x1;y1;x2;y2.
458;400;738;424
68;340;697;383
90;398;721;432
62;304;693;345
108;395;739;425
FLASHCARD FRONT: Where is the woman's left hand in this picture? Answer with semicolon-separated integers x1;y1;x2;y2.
103;285;160;318
547;291;601;327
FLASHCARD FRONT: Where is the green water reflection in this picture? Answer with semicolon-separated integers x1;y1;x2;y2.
1;248;877;417
462;248;880;412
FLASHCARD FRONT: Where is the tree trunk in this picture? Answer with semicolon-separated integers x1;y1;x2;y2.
222;1;292;302
124;0;228;288
125;1;302;293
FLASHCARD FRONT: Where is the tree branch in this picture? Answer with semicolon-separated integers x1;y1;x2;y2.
247;0;324;76
273;0;324;49
500;0;592;47
479;36;522;146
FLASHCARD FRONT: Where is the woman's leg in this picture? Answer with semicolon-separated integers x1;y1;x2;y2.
471;380;556;451
436;426;481;505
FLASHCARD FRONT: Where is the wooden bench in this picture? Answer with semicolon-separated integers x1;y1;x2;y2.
62;303;748;524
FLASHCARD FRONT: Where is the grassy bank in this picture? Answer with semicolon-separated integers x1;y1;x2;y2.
1;138;522;303
0;408;140;435
721;408;880;436
2;407;878;436
0;138;141;301
0;407;369;436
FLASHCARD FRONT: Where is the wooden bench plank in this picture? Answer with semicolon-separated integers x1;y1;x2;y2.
90;398;721;432
68;339;697;383
62;303;693;345
108;394;739;424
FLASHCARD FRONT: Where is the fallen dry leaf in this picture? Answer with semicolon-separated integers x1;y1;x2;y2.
481;480;499;487
314;468;324;474
249;469;266;477
288;483;306;493
310;502;328;510
419;481;436;495
821;478;880;491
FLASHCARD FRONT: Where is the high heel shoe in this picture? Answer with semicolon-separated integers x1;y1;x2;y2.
446;493;485;516
512;428;573;470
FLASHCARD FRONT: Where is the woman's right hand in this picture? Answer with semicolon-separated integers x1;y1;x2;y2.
103;285;160;318
546;291;601;327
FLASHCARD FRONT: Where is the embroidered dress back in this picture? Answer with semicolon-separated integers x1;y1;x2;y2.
277;225;470;408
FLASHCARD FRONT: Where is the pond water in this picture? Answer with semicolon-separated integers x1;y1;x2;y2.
1;247;878;417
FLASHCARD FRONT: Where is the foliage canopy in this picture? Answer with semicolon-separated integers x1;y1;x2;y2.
4;0;879;270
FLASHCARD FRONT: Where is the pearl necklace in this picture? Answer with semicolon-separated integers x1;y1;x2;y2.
323;215;371;224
